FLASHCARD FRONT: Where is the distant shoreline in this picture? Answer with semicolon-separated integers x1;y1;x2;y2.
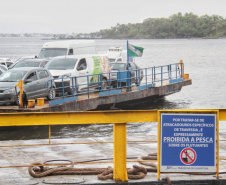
1;36;226;40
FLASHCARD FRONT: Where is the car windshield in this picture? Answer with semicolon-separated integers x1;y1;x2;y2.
0;62;6;66
46;58;77;70
110;63;126;71
38;48;67;59
109;59;116;62
12;62;40;68
0;71;27;82
15;57;33;63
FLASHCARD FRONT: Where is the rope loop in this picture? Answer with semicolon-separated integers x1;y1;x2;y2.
28;162;147;180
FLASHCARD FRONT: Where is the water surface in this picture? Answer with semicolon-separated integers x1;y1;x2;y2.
0;38;226;140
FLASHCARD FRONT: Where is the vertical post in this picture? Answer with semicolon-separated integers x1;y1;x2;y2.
98;74;100;90
15;79;23;107
126;71;131;92
179;60;184;78
108;72;111;90
118;71;121;88
49;125;51;145
136;70;138;85
100;74;102;91
127;40;129;70
113;123;128;182
19;80;23;107
168;65;171;80
216;111;220;179
62;78;64;98
157;111;161;180
87;76;89;98
71;77;74;96
182;62;184;78
126;41;130;92
75;77;78;95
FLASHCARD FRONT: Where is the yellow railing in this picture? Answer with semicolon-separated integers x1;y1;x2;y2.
0;109;226;182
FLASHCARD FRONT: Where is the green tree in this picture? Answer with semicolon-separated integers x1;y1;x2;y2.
74;12;226;39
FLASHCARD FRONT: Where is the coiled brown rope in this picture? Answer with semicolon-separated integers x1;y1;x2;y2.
98;166;113;180
127;165;147;179
28;162;106;178
98;165;147;180
137;153;157;169
28;163;147;180
162;177;172;185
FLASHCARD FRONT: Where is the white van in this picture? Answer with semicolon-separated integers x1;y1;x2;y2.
38;40;97;59
45;54;111;94
106;47;129;62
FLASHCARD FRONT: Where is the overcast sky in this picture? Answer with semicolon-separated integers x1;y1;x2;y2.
1;0;226;34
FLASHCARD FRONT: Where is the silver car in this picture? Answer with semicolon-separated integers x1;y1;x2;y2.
0;67;56;105
8;59;49;69
0;58;13;68
110;62;144;87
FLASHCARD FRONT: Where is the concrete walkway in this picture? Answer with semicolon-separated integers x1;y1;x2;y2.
0;125;226;185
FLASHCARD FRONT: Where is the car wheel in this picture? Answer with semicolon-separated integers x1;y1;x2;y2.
136;79;141;86
111;82;117;88
68;86;78;95
16;93;21;106
47;88;56;100
101;78;109;90
68;88;72;95
16;92;27;107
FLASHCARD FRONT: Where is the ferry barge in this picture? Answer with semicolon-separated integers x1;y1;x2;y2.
0;61;191;112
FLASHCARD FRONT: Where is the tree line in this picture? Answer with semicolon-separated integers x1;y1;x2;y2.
74;12;226;39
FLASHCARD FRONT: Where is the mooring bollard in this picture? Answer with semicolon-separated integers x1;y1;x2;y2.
37;98;44;106
27;99;35;108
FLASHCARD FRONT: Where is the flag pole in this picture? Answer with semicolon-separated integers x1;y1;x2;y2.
126;40;131;91
127;40;129;70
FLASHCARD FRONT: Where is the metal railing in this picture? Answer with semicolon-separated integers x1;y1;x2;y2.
0;109;225;182
47;62;184;100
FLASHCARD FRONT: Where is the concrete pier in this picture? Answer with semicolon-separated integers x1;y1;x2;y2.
0;124;226;185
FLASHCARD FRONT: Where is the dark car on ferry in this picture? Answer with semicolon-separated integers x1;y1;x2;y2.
110;62;143;87
8;59;49;69
0;67;55;105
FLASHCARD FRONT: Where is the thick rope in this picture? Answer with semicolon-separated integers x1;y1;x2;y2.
28;163;147;180
98;166;113;180
162;177;172;185
137;153;157;169
28;162;106;178
98;165;147;180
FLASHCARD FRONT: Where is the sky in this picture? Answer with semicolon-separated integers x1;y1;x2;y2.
1;0;226;34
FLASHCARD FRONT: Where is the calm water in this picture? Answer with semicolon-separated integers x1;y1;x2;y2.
0;37;226;140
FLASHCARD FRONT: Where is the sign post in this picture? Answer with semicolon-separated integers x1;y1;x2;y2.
158;110;219;179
